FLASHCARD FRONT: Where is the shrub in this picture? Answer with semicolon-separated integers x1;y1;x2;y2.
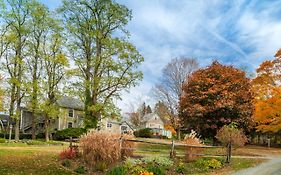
175;162;186;174
0;138;6;143
195;158;222;170
93;161;107;172
54;128;87;141
216;124;248;147
61;159;71;167
130;165;146;175
106;166;127;175
141;157;173;168
146;165;165;175
59;148;78;160
0;133;45;139
75;166;86;174
134;128;152;138
79;131;121;167
182;130;203;161
207;158;222;169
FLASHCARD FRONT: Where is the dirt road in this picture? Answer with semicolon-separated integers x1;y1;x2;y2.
231;148;281;175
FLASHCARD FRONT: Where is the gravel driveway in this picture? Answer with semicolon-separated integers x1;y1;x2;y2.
231;157;281;175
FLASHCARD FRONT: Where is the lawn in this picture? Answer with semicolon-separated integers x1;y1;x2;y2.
0;143;74;175
0;140;272;175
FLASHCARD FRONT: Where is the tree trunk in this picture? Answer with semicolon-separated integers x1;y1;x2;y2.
45;117;49;142
15;119;20;141
177;128;181;140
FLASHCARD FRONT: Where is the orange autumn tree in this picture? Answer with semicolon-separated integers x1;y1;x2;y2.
180;61;254;139
253;49;281;133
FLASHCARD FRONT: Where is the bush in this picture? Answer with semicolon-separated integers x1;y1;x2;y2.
0;138;6;143
175;162;186;174
93;161;107;172
80;131;123;167
61;159;71;167
107;166;127;175
216;124;248;147
130;165;146;175
0;133;45;140
207;158;222;169
75;166;86;174
54;128;87;141
195;158;222;170
182;130;203;161
141;157;173;168
134;128;152;138
59;148;78;160
146;165;165;175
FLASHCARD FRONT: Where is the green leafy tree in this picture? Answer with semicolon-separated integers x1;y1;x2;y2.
26;2;50;140
41;20;68;141
59;0;143;128
1;0;33;141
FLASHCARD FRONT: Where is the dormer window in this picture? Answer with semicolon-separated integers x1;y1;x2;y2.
69;109;74;117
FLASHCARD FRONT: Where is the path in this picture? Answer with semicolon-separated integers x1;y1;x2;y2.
231;148;281;175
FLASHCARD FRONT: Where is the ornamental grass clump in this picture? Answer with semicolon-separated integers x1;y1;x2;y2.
80;131;121;167
182;130;203;161
79;131;136;168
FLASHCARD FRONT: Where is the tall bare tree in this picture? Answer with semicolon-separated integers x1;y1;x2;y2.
154;57;199;139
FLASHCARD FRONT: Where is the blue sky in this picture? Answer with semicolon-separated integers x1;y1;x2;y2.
40;0;281;113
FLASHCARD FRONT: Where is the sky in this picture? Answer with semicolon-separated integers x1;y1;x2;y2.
40;0;281;113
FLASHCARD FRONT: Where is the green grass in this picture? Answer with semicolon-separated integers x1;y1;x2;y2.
0;140;267;175
0;143;73;175
230;158;264;171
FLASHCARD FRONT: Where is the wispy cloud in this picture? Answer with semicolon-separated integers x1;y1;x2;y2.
40;0;281;113
117;0;281;113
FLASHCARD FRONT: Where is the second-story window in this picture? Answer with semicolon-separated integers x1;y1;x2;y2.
69;109;74;117
107;122;112;128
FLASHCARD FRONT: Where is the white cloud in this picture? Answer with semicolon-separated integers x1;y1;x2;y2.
115;0;281;113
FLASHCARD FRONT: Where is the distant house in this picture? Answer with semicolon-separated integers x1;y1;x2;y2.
0;113;12;132
141;113;172;138
20;96;84;134
99;118;134;135
20;96;134;135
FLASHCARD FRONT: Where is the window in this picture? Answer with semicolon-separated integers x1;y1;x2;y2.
121;125;127;131
107;122;112;128
68;122;73;128
68;109;74;117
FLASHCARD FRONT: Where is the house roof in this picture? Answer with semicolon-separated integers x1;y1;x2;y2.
143;113;164;124
57;96;84;110
0;113;14;126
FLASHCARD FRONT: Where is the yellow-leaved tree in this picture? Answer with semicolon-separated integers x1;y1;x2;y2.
253;49;281;133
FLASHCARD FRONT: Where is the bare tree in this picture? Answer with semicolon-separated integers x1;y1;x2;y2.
153;57;199;139
127;102;149;128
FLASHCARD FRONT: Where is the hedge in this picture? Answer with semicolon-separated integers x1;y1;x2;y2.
134;128;153;138
53;128;87;141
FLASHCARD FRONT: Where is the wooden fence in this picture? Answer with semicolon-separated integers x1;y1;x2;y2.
67;137;231;163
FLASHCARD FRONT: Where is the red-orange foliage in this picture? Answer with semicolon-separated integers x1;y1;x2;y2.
253;49;281;133
180;61;254;138
59;148;78;160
